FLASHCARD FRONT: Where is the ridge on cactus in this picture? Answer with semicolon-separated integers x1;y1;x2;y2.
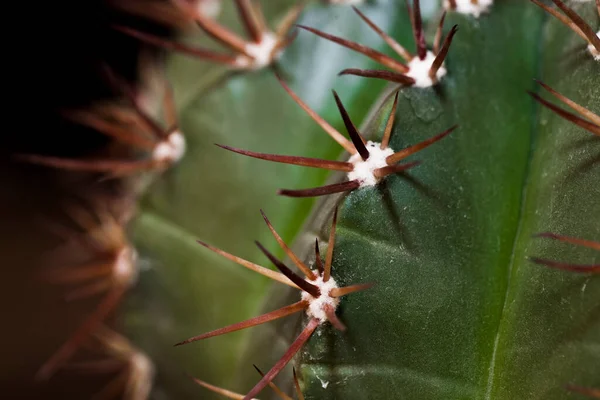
531;0;600;60
175;208;372;399
15;66;185;176
297;2;458;87
444;0;494;17
36;201;138;381
217;76;456;198
114;0;305;70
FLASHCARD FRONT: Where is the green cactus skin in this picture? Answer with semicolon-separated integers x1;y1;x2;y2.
113;0;599;399
293;2;600;399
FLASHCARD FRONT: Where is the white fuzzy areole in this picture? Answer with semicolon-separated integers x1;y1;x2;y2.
301;275;340;323
236;32;280;70
589;31;600;61
347;141;394;187
444;0;493;18
152;131;186;163
114;247;139;286
406;51;447;88
195;0;221;18
130;351;154;376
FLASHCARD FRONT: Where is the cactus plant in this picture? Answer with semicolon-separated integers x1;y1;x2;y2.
23;0;599;399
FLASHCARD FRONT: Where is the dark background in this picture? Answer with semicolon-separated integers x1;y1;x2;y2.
1;0;171;398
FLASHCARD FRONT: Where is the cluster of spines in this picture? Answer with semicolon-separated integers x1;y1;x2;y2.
180;208;373;399
33;195;153;399
16;64;185;177
114;0;304;71
298;4;458;88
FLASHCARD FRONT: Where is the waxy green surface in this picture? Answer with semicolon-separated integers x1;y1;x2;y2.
297;2;599;399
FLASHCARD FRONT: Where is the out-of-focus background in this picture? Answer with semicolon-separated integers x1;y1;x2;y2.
0;1;169;397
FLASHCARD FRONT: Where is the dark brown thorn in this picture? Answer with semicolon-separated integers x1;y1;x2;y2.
551;0;600;51
324;304;346;331
252;1;269;34
172;0;252;56
429;24;458;82
36;287;127;381
448;0;457;8
339;68;416;86
255;242;321;297
433;11;447;55
235;0;263;43
314;239;324;276
535;80;600;126
41;261;112;284
535;232;600;251
260;210;316;279
91;369;131;400
253;365;294;400
100;63;168;139
528;91;600;136
566;384;600;398
243;318;319;400
411;0;427;60
215;144;353;171
278;180;361;198
113;25;239;66
65;110;157;150
332;90;369;160
65;280;111;301
381;92;399;149
275;73;356;154
350;6;412;64
530;0;592;46
330;283;375;298
13;155;158;174
293;368;305;400
374;160;421;179
324;206;338;282
471;0;478;4
175;300;308;346
386;125;457;165
62;359;124;373
196;240;297;288
163;78;178;129
296;25;409;73
190;377;245;399
529;257;600;273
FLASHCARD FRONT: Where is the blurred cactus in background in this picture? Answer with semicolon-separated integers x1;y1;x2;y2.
5;0;598;399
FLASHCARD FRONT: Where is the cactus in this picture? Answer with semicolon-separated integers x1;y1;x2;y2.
23;0;599;399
